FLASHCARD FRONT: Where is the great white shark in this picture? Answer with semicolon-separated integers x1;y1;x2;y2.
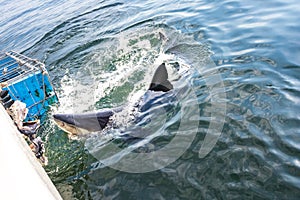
53;63;174;136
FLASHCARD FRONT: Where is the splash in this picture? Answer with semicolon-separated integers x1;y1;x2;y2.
84;25;225;173
55;24;226;172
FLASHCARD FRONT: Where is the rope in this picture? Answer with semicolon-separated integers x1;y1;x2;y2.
7;85;17;100
37;72;47;117
23;79;39;119
35;71;48;118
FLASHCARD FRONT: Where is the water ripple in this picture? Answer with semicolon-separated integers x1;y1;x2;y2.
1;0;300;199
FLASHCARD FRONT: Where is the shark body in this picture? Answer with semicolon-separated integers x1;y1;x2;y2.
53;63;174;136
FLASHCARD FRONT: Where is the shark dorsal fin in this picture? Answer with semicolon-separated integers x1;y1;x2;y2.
149;63;173;92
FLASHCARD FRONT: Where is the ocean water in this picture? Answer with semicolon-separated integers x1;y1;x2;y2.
1;0;300;199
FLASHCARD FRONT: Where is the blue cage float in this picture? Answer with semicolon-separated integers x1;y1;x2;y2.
0;51;59;164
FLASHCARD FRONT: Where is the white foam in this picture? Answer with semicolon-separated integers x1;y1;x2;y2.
56;27;193;119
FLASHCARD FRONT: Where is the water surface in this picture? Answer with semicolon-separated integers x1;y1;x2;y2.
1;0;300;199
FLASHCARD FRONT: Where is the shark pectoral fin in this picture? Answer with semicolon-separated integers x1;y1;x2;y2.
149;63;174;92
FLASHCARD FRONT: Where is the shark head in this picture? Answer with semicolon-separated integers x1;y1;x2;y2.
53;115;79;135
53;63;174;136
53;109;114;135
